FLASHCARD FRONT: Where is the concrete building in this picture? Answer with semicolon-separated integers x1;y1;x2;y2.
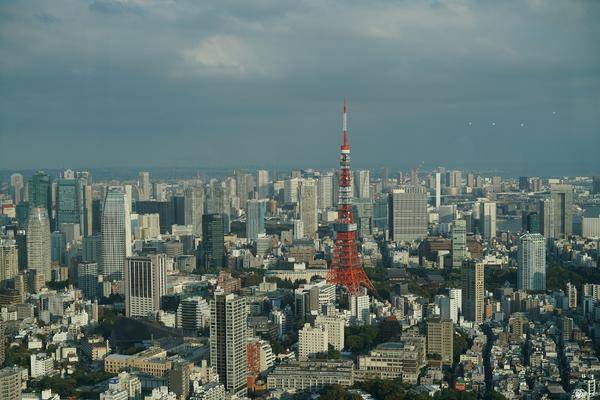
517;233;546;292
462;260;484;324
257;170;269;199
299;179;318;239
125;254;167;317
0;238;18;284
27;207;51;282
30;353;54;378
479;201;496;240
246;199;266;240
298;323;328;359
551;184;574;238
101;187;131;282
354;170;370;199
266;360;354;391
210;292;247;396
427;318;454;365
315;314;345;351
317;173;334;210
451;219;467;268
357;341;425;384
388;186;428;242
0;366;23;400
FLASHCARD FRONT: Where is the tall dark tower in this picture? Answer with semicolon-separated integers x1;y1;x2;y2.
327;99;375;295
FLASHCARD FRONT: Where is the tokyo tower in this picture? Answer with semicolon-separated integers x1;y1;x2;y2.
326;99;376;295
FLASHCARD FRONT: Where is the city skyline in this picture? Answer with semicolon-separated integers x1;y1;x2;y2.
1;1;599;173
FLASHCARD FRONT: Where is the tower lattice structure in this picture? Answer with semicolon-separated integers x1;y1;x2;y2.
326;99;376;295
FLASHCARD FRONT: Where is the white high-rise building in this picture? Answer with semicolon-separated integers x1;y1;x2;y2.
479;201;497;240
101;187;129;282
315;314;345;351
257;170;269;199
210;292;247;396
298;323;328;360
293;219;304;240
449;288;462;315
517;233;546;292
539;198;555;239
350;291;370;325
284;178;299;204
135;213;160;240
125;254;166;317
10;173;24;204
435;172;441;209
354;170;370;199
299;179;318;239
388;186;428;242
27;207;51;282
317;173;334;210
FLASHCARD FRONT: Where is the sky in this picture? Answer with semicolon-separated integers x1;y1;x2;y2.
1;0;599;175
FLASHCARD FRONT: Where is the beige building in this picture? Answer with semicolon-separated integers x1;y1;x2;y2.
357;341;426;384
0;366;22;400
298;323;328;360
315;314;345;351
104;347;172;377
427;318;454;366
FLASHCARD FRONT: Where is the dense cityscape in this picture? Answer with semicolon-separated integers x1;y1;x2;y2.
0;99;599;400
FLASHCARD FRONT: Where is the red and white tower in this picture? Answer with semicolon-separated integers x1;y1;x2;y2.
327;99;376;295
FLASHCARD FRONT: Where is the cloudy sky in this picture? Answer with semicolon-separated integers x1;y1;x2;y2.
1;0;599;175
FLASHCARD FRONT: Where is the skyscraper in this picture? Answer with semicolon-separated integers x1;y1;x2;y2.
125;254;166;317
479;201;497;240
56;178;83;227
235;171;250;205
550;184;574;238
0;239;19;285
210;292;247;396
82;184;93;236
184;186;204;236
354;170;370;199
77;261;98;300
28;171;52;218
257;170;269;199
539;198;555;239
202;214;224;269
451;219;467;268
101;187;129;282
138;171;151;201
388;186;428;242
246;199;266;240
517;233;546;292
462;260;484;324
284;177;299;204
10;173;24;205
317;173;334;210
593;176;600;195
435;172;441;209
26;207;51;282
299;179;318;239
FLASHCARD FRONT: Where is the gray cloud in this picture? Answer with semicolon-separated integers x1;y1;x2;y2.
0;0;599;175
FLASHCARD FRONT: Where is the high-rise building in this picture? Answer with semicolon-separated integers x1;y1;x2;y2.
77;261;98;300
26;207;51;282
283;178;299;204
317;173;334;210
517;233;546;292
566;282;577;310
451;219;467;268
169;361;191;400
184;186;204;236
298;323;328;360
479;201;496;240
521;211;540;234
299;179;318;239
518;176;529;191
592;176;600;195
210;292;247;396
539;198;555;239
0;239;19;285
82;184;93;236
10;173;24;205
388;186;428;242
0;366;22;400
51;231;66;265
462;260;484;324
551;184;574;238
56;178;83;227
315;314;345;351
101;187;130;282
427;318;453;365
125;254;166;317
28;171;52;219
257;170;269;199
177;296;210;336
201;214;224;269
138;171;151;201
435;172;441;209
235;171;250;205
246;200;266;240
354;170;370;199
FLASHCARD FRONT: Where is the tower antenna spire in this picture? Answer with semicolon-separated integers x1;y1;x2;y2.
342;97;348;149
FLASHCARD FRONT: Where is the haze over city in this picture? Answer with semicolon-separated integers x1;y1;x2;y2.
1;0;599;174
